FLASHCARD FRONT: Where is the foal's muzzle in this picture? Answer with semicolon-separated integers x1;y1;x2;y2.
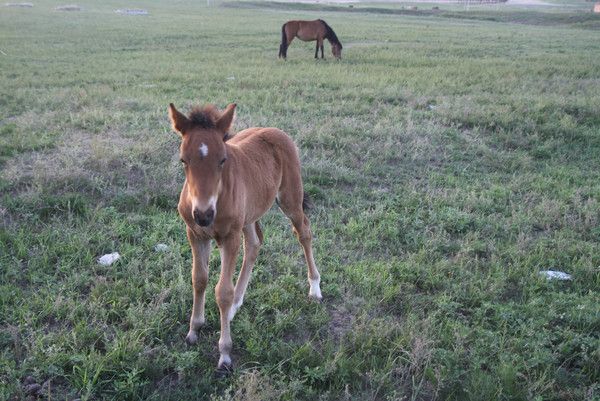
193;207;214;227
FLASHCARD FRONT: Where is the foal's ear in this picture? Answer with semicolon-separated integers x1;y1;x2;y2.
168;103;190;135
216;103;236;139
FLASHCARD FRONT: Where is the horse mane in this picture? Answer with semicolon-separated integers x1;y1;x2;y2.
319;19;342;48
188;105;220;129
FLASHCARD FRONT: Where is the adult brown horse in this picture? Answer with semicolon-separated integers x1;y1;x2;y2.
168;102;322;373
279;19;342;59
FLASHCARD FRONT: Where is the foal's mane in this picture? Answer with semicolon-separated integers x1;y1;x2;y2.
187;105;234;140
188;105;220;129
319;19;342;48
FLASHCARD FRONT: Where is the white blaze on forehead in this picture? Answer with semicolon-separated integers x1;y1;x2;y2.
199;143;208;158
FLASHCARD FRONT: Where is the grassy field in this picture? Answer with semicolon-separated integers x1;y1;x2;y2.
1;0;599;400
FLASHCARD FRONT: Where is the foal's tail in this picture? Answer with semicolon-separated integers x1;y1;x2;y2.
302;192;313;212
279;23;288;58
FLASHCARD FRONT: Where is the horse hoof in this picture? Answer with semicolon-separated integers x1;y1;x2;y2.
215;363;233;379
185;331;198;345
308;294;323;302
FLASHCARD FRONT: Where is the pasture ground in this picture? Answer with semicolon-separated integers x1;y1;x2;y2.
1;0;599;400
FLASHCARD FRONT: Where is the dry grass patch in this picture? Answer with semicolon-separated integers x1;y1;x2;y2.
2;128;180;209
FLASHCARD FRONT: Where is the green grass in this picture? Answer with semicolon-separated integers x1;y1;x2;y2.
1;0;599;400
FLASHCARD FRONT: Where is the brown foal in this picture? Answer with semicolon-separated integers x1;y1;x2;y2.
168;102;322;372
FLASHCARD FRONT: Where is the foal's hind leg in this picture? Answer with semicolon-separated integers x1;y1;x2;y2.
228;222;262;322
278;193;322;300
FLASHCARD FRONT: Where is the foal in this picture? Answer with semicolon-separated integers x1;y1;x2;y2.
168;102;322;372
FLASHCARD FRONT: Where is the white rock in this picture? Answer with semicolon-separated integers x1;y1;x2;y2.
539;270;572;281
98;252;120;265
154;243;169;252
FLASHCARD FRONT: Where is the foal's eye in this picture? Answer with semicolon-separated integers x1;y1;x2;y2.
180;158;187;165
219;158;227;167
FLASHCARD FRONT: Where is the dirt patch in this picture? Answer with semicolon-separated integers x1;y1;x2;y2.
5;2;33;7
329;305;354;340
55;4;81;11
115;8;148;15
328;296;365;341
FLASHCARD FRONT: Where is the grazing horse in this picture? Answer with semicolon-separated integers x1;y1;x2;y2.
279;19;343;59
168;102;322;373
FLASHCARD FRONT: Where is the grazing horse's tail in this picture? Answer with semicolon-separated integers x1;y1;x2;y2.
319;19;342;49
279;23;288;58
302;192;313;212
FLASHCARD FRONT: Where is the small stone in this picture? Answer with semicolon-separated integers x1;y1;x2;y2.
154;243;169;252
98;252;120;265
539;270;572;280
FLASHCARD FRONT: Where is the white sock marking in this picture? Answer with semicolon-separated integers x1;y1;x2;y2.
309;278;322;299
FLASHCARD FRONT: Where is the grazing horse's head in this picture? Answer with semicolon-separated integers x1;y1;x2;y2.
168;102;236;227
332;43;342;59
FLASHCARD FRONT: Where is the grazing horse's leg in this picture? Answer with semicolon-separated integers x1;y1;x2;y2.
318;37;324;59
215;233;241;371
280;23;292;59
279;37;288;59
278;192;322;300
285;36;294;59
314;40;319;59
229;222;262;321
185;227;211;345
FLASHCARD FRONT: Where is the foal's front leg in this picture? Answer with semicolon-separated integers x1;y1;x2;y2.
229;222;262;321
215;232;241;371
185;227;211;345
